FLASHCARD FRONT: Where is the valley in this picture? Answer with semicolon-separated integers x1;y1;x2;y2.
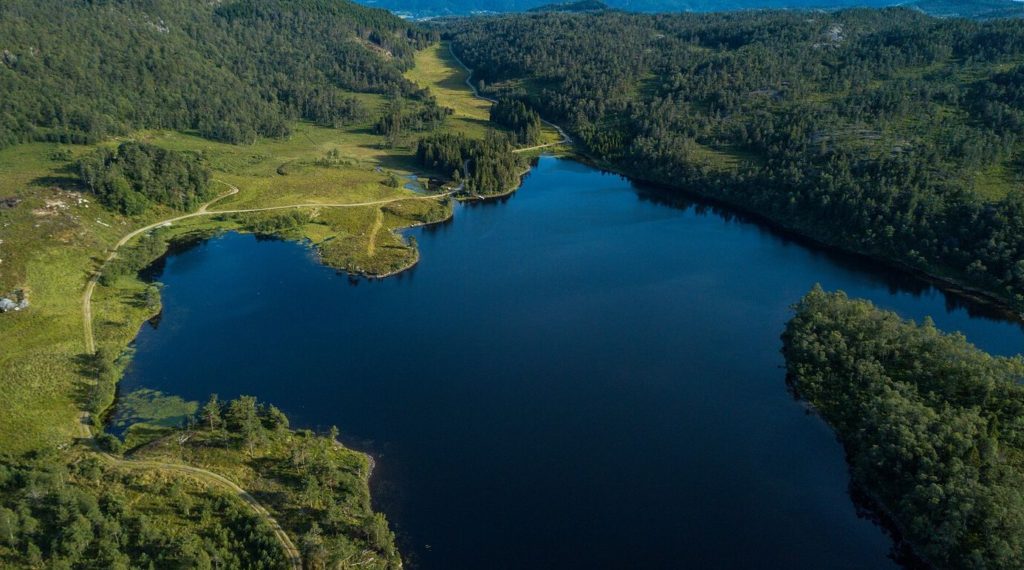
1;2;1023;568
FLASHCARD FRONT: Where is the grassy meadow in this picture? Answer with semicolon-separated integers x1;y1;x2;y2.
405;42;564;147
405;43;495;139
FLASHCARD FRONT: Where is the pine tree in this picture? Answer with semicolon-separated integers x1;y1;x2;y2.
201;394;221;430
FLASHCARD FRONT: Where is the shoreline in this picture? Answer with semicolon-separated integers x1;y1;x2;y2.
456;164;536;202
568;150;1024;325
349;195;457;279
447;38;1024;323
443;41;570;203
785;376;933;570
91;193;457;436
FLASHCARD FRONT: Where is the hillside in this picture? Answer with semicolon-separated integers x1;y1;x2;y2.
0;0;436;148
527;0;610;12
447;8;1024;312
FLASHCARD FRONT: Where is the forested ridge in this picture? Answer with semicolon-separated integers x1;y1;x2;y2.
354;0;1024;21
784;287;1024;568
446;9;1024;310
0;0;439;147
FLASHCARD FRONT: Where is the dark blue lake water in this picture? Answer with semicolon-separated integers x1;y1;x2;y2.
117;156;1024;569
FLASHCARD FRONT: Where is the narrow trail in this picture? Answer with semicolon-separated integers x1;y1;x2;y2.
93;450;303;569
75;412;301;567
447;43;572;152
367;207;384;257
75;180;459;568
81;180;239;354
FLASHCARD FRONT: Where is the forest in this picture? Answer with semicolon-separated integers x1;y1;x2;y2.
416;130;527;195
0;396;398;569
76;142;212;215
375;92;455;147
490;98;543;145
0;0;439;147
445;9;1024;310
0;451;288;569
183;395;401;569
783;287;1024;569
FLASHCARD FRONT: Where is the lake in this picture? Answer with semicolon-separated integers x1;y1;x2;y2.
116;156;1024;569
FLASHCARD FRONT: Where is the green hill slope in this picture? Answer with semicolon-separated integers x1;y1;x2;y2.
0;0;436;147
447;8;1024;312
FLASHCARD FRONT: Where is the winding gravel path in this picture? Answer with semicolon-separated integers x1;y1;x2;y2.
95;451;304;569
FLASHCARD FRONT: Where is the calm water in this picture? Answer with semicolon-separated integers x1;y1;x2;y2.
118;157;1023;569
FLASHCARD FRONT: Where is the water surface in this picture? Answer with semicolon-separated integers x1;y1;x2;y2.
118;157;1023;569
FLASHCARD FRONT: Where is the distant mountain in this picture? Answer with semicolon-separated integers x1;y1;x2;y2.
356;0;1024;20
527;0;610;12
909;0;1024;19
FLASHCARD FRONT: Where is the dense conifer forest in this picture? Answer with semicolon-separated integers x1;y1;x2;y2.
416;131;527;195
0;0;439;147
446;9;1024;310
490;98;544;145
784;287;1024;568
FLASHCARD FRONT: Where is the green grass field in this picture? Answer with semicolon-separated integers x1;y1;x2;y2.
0;126;448;454
405;43;495;139
405;43;563;147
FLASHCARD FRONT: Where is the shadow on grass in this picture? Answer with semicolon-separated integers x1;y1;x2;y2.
452;117;495;132
70;352;104;414
29;162;85;190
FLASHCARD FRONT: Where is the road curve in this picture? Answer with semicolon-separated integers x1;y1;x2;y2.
74;47;564;566
446;43;572;152
81;180;238;354
82;44;565;355
95;451;303;569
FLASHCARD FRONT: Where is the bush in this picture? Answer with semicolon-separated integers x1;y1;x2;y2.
95;433;122;454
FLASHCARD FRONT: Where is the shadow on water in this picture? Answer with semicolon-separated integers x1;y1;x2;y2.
848;481;932;570
138;229;225;283
628;177;1023;328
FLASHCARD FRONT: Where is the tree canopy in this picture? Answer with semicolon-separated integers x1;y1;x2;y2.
76;142;212;215
784;287;1024;568
447;9;1024;309
0;0;438;147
